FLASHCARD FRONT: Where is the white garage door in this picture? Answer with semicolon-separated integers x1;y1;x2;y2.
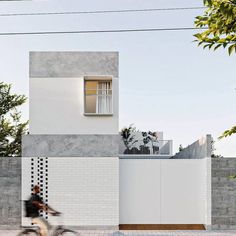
120;159;210;225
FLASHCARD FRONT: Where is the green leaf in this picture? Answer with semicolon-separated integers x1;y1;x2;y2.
223;42;228;48
214;44;222;50
229;175;236;179
198;41;204;46
194;0;236;55
209;44;214;49
219;126;236;139
204;0;212;6
228;44;235;55
194;33;202;40
203;44;210;49
218;38;226;43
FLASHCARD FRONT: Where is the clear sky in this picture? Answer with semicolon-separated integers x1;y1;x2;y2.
0;0;235;156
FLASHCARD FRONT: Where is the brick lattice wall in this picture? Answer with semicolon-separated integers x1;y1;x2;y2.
212;158;236;229
0;157;21;229
22;157;119;228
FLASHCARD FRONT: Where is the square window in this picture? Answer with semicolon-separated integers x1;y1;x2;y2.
84;77;113;115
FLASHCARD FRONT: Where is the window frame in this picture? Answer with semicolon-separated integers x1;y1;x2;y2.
83;76;113;116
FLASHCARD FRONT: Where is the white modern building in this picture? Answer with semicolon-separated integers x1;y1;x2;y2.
22;51;211;230
22;52;119;228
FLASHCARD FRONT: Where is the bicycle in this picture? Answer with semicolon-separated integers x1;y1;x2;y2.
17;212;79;236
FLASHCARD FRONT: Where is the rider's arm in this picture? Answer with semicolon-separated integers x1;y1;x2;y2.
32;201;43;209
44;205;58;214
32;201;57;214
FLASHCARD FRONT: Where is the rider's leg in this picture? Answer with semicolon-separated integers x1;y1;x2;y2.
32;217;49;236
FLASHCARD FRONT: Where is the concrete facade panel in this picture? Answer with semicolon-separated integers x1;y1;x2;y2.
29;52;118;78
22;135;119;157
0;157;21;229
173;135;212;159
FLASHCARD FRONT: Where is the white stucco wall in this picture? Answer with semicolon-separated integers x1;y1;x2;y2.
29;77;119;134
205;157;212;228
120;159;208;224
120;159;161;224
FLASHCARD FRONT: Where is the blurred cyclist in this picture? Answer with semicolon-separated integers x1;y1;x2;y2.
27;185;59;236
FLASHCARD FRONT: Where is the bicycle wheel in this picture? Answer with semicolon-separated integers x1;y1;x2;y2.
17;229;39;236
60;229;79;235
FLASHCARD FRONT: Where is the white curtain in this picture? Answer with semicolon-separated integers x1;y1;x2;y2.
96;82;112;114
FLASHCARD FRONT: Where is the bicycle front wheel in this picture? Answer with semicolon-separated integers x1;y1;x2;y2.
60;229;79;236
17;229;39;236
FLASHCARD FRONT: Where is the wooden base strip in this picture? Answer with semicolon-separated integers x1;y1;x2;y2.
119;224;205;230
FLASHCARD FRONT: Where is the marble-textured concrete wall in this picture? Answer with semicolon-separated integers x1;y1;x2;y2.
30;51;118;78
173;135;212;159
212;158;236;230
22;135;119;157
0;157;21;229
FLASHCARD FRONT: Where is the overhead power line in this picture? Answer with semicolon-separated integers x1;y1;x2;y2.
0;27;207;36
0;7;206;17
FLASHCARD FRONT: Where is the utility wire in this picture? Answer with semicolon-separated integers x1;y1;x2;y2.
0;27;207;36
0;7;206;17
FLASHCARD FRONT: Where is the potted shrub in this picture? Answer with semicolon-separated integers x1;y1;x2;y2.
139;131;159;154
120;124;138;154
148;131;159;154
130;147;141;154
139;132;151;154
